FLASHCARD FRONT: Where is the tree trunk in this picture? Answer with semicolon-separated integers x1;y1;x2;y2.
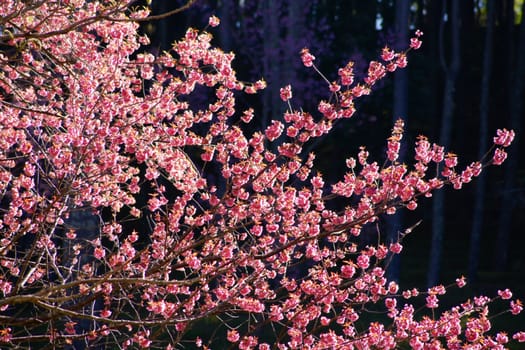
64;208;103;350
468;0;495;285
494;0;525;270
428;0;461;288
386;0;410;283
217;0;234;52
261;0;282;131
282;0;302;88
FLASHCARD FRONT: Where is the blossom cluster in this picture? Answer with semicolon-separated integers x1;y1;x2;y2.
0;1;521;349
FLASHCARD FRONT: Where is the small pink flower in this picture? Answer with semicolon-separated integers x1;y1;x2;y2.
195;337;202;347
388;281;399;294
341;264;356;278
66;229;76;239
208;16;220;27
227;329;240;343
406;201;417;210
511;300;523;315
0;328;12;343
329;81;341;92
493;148;507;165
134;330;151;348
338;62;355;86
279;85;292;101
351;84;369;97
513;331;525;342
381;47;395;61
396;54;408;68
94;247;105;259
128;231;139;243
456;276;467;288
389;242;403;254
498;288;513;300
496;332;509;344
357;254;370;269
265;120;284;141
410;37;422;49
300;48;316;67
493;128;515;147
241;108;254;123
385;298;397;309
426;294;439;308
100;309;112;317
65;322;77;335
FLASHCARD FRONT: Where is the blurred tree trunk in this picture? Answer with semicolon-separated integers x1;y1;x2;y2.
282;1;301;90
494;0;525;271
217;0;234;52
428;0;461;288
468;0;495;285
147;1;169;50
64;209;102;350
386;0;410;283
261;0;282;131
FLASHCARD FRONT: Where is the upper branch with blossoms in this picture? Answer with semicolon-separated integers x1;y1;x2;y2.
0;1;522;349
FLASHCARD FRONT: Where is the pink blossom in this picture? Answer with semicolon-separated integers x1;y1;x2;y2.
493;148;507;165
0;3;518;348
208;16;220;27
133;331;151;348
426;294;439;308
338;61;355;86
300;48;316;67
496;332;509;344
410;37;422;49
493;128;515;147
341;264;356;278
227;330;240;343
456;276;467;288
396;54;408;68
100;309;112;317
357;254;370;269
498;288;513;300
381;47;395;61
513;332;525;342
65;322;77;335
511;300;523;315
94;247;105;260
389;242;403;254
0;328;11;343
265;120;284;141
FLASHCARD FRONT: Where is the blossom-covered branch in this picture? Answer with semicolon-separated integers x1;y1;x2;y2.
0;1;521;349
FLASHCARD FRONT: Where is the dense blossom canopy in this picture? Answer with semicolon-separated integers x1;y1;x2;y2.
0;1;521;349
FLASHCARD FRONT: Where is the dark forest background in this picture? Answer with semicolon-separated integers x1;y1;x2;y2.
142;0;525;298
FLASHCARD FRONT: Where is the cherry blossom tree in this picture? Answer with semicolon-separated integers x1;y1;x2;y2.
0;1;522;349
